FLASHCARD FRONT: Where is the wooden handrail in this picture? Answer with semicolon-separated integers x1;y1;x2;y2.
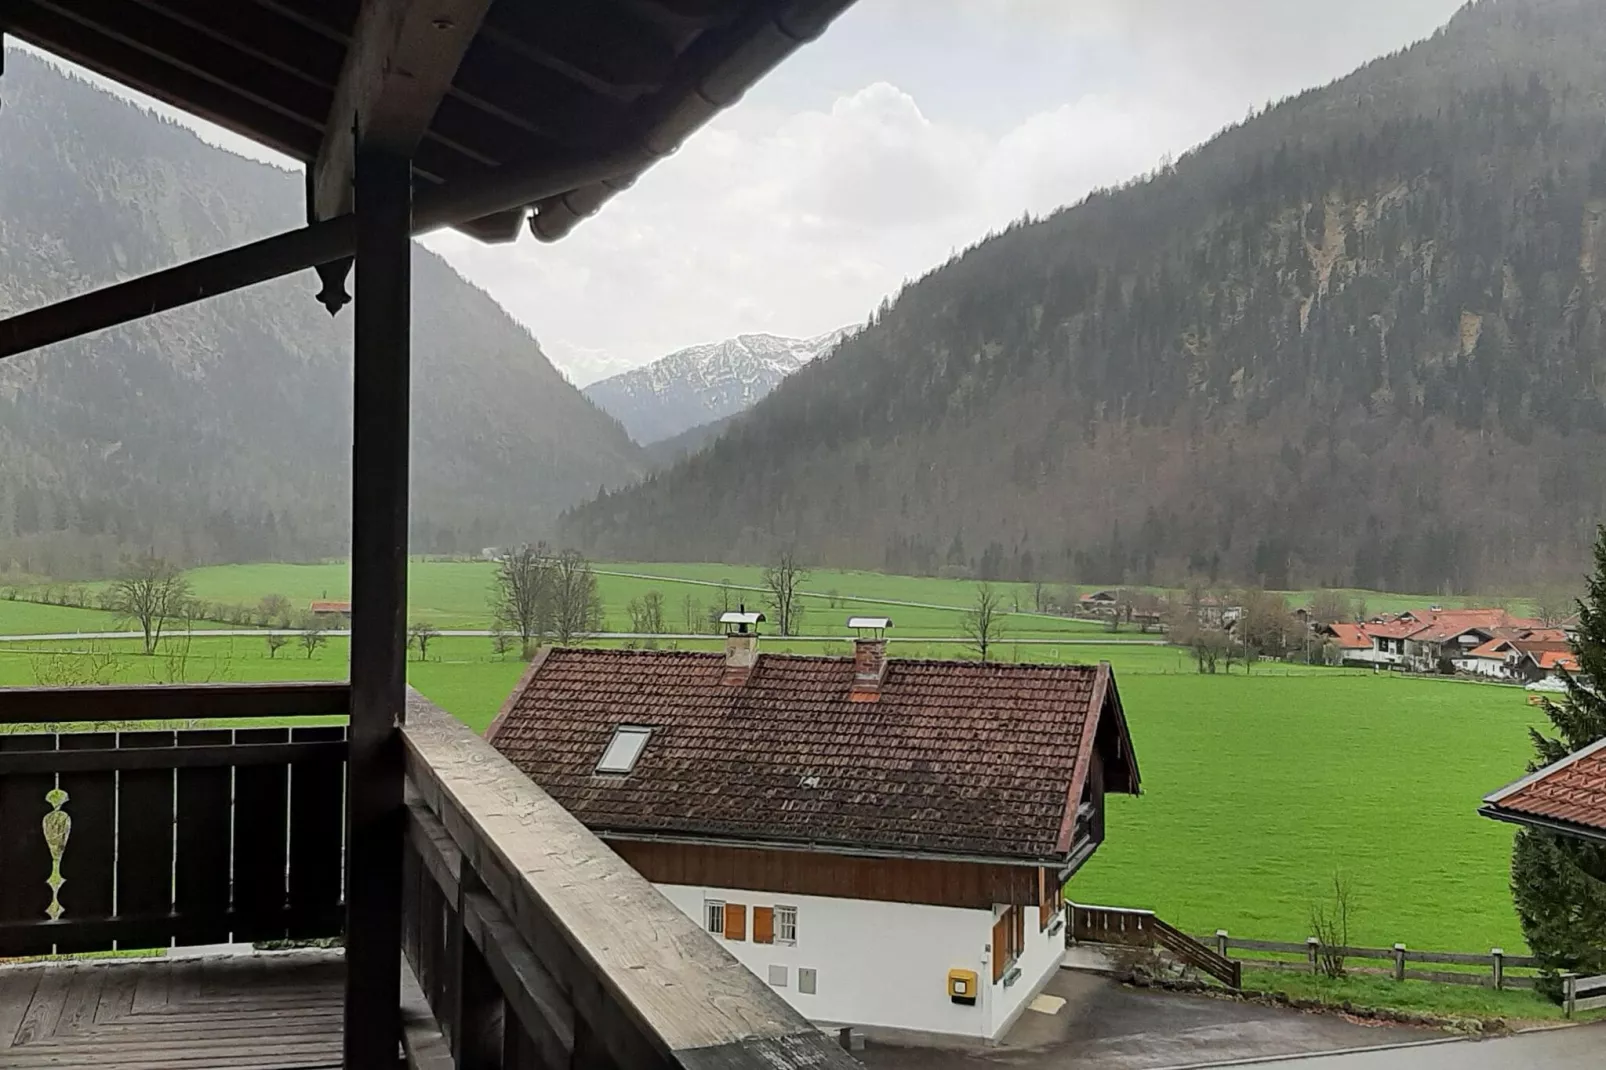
0;681;351;724
399;689;861;1069
1070;904;1241;989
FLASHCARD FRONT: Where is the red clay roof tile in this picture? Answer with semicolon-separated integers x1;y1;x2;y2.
487;648;1138;862
1485;738;1606;835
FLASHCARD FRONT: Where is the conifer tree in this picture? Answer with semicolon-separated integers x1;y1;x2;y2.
1511;526;1606;998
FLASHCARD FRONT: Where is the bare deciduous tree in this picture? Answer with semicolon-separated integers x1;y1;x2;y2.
258;593;292;627
550;549;604;646
1307;589;1354;626
32;643;121;688
961;582;1006;662
299;617;327;660
681;592;702;634
1535;588;1577;628
409;620;440;661
264;632;290;659
489;544;553;657
109;553;191;655
1309;872;1355;979
762;552;809;636
628;590;666;635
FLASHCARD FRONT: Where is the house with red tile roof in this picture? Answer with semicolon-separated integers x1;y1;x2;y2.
1481;736;1606;845
485;626;1140;1042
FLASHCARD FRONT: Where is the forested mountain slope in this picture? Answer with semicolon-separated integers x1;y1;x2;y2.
0;52;642;576
565;0;1606;593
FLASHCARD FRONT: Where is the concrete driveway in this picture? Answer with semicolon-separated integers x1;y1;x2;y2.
856;970;1431;1070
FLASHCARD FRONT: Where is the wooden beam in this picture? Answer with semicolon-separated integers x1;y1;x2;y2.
0;740;347;774
344;145;412;1070
0;146;644;360
311;0;493;221
0;682;351;724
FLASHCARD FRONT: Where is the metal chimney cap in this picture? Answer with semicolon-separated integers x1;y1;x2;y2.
719;611;766;625
847;617;893;631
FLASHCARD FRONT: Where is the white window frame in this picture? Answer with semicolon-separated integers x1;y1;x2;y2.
774;904;798;945
596;725;652;775
704;899;726;936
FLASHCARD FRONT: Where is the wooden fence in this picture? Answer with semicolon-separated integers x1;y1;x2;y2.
1069;904;1241;988
1195;930;1538;991
1564;972;1606;1017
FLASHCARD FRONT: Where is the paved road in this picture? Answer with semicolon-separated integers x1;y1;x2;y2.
1216;1022;1605;1070
0;628;1166;646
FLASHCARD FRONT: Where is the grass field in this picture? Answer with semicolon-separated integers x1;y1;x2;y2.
1;560;1554;959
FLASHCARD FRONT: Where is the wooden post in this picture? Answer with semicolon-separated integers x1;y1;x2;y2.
1563;972;1578;1018
1307;936;1320;975
1490;948;1503;991
345;146;412;1069
1393;943;1406;982
1215;930;1229;959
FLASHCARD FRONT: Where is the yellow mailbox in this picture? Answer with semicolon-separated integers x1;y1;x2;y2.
947;968;978;1005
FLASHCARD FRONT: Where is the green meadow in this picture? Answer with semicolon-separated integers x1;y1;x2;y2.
0;561;1551;956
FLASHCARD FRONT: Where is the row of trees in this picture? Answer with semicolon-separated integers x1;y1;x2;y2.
488;544;605;657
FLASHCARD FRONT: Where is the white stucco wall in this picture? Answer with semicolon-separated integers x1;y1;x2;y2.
989;904;1066;1038
654;882;1062;1039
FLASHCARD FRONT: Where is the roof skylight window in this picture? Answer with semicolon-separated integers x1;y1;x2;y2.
596;726;652;775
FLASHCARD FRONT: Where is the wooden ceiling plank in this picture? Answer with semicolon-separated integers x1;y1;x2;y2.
248;0;360;44
478;5;677;96
125;0;346;89
310;0;494;222
31;0;331;133
4;4;319;159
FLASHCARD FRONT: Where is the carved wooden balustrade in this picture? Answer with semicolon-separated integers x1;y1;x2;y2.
0;683;349;956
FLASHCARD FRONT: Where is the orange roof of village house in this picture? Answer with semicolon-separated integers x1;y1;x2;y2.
1532;650;1582;672
1323;623;1372;649
1465;638;1514;660
485;647;1141;864
1482;737;1606;842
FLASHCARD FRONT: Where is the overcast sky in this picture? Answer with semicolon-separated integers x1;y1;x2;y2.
42;0;1467;384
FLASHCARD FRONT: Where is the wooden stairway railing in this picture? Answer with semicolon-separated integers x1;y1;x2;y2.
1070;903;1242;989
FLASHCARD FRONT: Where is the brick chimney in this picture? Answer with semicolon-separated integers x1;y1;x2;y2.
847;617;893;702
720;606;764;686
850;639;889;702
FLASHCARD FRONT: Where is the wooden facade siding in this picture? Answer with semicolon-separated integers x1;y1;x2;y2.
0;685;350;957
399;689;862;1070
608;839;1044;911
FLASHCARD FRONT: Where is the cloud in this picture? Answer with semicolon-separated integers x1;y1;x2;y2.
426;80;1205;384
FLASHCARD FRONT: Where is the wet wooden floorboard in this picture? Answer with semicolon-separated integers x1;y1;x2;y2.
0;952;343;1069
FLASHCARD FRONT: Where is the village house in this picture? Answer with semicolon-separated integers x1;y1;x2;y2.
306;599;351;623
485;621;1141;1042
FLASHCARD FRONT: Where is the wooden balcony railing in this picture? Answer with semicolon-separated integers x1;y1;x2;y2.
399;690;861;1070
0;682;350;957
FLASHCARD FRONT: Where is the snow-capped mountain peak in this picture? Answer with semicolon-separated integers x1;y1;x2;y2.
583;327;854;445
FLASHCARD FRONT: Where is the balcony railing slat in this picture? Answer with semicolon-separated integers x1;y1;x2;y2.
399;689;862;1070
0;681;351;724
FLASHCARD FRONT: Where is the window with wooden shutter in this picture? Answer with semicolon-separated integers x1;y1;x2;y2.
991;915;1009;983
752;906;775;944
724;903;747;941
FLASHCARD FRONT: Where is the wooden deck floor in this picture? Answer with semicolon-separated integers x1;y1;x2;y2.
0;951;344;1069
